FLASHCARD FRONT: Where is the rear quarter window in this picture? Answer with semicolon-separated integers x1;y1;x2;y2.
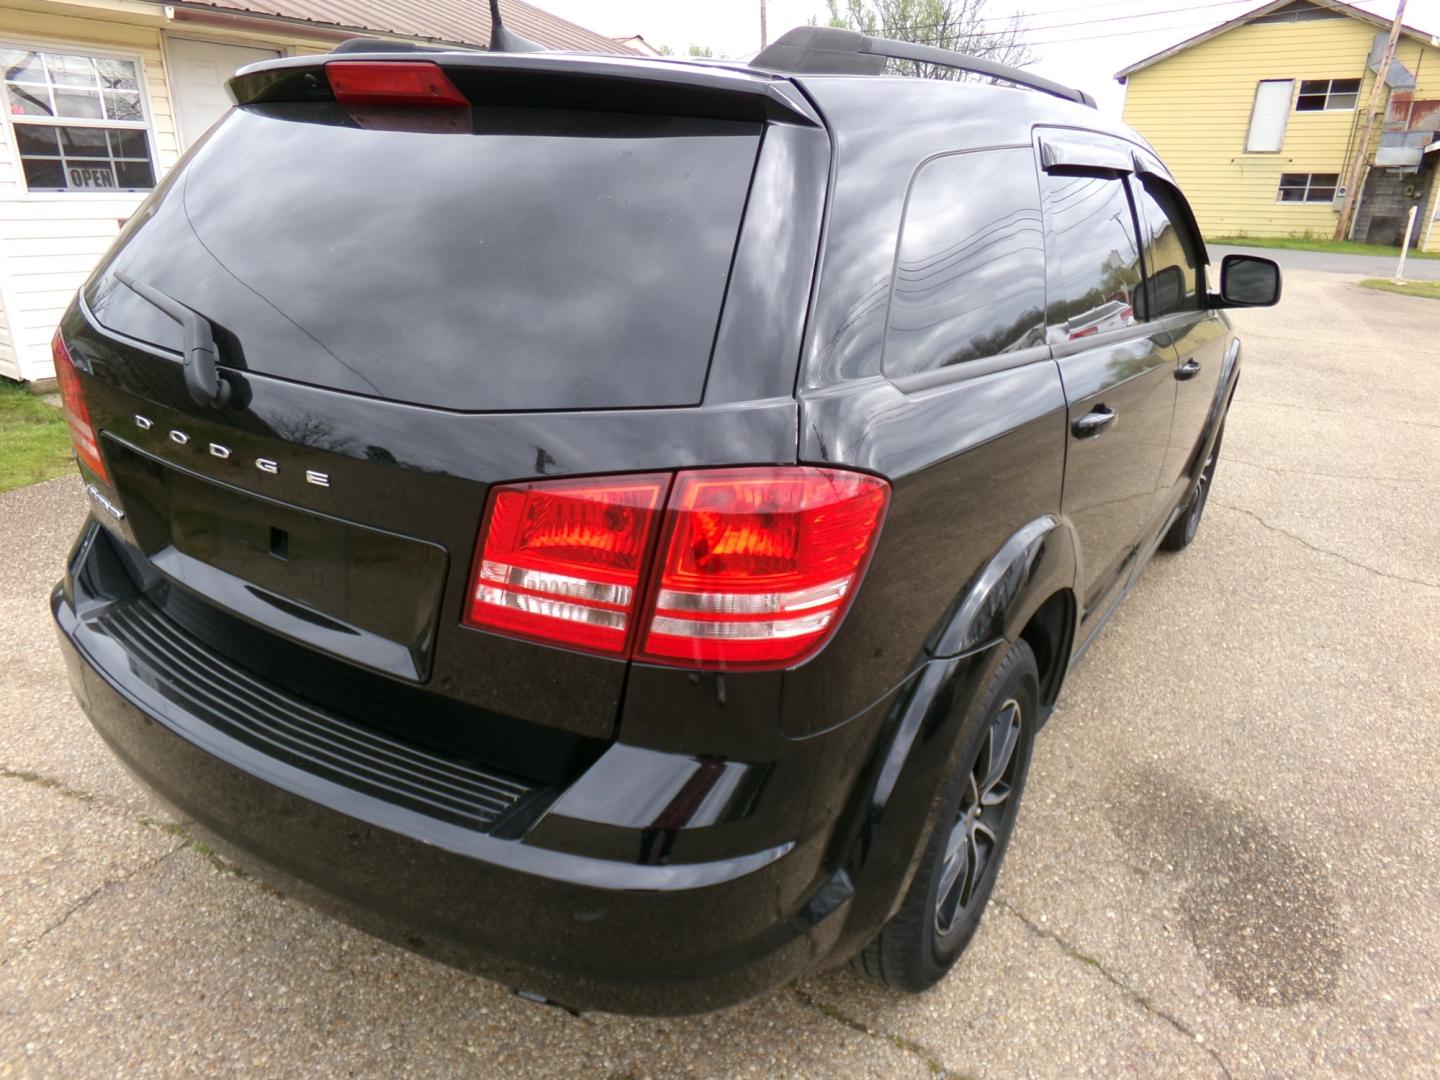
882;147;1046;379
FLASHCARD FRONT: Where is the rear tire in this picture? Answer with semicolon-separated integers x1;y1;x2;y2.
1161;420;1224;552
853;639;1038;993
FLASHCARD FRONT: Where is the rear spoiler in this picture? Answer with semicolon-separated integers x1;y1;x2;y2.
228;53;823;127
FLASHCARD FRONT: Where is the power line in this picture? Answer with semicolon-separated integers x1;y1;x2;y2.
956;0;1256;23
1020;13;1255;47
878;0;1258;41
736;0;1259;63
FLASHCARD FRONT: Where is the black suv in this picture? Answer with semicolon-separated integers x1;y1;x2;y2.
50;27;1280;1015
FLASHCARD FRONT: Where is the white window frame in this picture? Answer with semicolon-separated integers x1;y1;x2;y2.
0;39;159;200
1295;77;1361;112
1276;172;1340;204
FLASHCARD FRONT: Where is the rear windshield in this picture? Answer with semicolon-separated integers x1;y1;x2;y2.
86;104;761;411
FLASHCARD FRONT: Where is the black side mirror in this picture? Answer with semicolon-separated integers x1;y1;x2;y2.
1216;254;1281;307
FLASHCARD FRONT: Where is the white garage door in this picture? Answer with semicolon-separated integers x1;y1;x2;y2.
166;37;280;148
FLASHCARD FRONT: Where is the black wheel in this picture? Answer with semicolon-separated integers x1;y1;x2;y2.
854;639;1039;993
1161;421;1224;552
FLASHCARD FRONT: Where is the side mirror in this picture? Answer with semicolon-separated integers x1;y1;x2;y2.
1216;254;1281;307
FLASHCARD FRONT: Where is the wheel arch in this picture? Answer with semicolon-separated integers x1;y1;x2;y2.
822;515;1079;962
924;513;1079;665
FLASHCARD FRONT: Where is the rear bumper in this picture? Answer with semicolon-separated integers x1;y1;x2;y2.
52;526;877;1015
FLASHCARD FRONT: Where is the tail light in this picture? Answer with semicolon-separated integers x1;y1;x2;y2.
639;469;889;667
326;62;467;108
465;467;889;670
466;475;668;654
52;331;108;482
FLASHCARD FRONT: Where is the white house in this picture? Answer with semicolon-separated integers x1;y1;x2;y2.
0;0;626;385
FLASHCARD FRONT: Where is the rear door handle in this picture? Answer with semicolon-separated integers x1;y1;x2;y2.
1175;358;1201;381
1071;405;1117;439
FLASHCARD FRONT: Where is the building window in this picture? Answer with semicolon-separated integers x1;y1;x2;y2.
1277;173;1339;203
1296;78;1361;111
2;46;156;193
1254;1;1343;23
1246;79;1294;152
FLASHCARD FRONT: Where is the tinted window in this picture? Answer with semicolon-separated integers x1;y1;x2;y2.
87;105;760;412
1130;177;1202;317
1041;173;1143;344
883;148;1045;378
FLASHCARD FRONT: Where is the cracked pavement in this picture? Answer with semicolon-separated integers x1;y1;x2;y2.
3;269;1438;1076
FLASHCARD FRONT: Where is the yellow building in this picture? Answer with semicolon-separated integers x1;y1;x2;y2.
1117;0;1440;250
0;0;625;384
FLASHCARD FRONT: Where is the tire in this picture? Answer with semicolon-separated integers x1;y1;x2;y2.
1161;420;1224;552
853;639;1039;993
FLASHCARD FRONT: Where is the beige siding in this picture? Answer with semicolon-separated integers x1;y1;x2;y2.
0;2;337;381
1122;16;1440;240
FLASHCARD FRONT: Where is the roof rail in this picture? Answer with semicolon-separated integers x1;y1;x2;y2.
751;27;1096;109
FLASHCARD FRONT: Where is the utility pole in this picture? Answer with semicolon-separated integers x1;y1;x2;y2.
1334;0;1407;241
760;0;768;48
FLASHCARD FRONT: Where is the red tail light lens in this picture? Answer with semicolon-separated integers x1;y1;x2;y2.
466;467;890;669
52;331;108;482
639;468;890;668
326;62;468;108
465;475;668;655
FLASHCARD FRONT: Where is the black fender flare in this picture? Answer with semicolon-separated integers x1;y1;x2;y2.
824;515;1080;959
924;513;1079;661
1186;336;1241;492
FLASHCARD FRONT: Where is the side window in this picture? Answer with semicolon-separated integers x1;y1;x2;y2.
882;147;1046;378
1041;172;1143;343
1130;177;1203;318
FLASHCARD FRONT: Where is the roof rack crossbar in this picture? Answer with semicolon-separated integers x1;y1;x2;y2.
751;27;1095;109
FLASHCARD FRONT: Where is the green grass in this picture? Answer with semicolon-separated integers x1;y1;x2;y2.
0;379;75;493
1359;277;1440;299
1209;234;1440;260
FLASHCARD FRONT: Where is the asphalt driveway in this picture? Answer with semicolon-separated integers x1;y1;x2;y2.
3;270;1438;1077
1211;242;1440;280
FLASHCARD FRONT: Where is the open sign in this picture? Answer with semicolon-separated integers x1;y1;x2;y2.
68;167;116;189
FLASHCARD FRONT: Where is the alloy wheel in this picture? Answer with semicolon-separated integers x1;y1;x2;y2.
934;698;1023;938
1184;445;1218;542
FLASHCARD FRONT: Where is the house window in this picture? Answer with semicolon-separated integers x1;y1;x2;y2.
1253;1;1343;23
1296;78;1361;111
1277;173;1339;203
2;46;155;193
1246;79;1294;152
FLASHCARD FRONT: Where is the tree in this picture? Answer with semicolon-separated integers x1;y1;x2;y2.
687;44;715;58
825;0;1033;76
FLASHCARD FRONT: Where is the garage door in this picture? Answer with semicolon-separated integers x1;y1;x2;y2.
166;37;280;148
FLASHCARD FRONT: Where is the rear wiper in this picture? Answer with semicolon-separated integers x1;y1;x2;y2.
113;271;231;408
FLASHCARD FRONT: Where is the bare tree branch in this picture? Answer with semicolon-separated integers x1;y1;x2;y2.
825;0;1034;77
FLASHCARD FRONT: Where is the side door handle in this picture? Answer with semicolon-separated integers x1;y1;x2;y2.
1175;358;1202;381
1071;405;1117;439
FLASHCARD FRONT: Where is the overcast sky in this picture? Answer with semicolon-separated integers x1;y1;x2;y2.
538;0;1440;114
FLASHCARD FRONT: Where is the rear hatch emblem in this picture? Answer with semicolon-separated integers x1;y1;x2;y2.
134;416;330;488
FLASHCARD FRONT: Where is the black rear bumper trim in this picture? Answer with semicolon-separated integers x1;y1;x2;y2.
96;595;538;834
